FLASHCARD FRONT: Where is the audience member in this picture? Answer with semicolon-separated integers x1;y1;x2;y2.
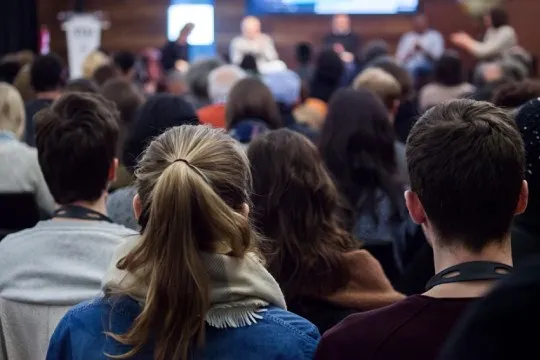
316;99;528;360
48;125;320;360
226;77;282;145
294;50;344;131
263;70;318;140
64;78;99;94
230;16;279;68
0;83;54;217
492;80;540;109
451;8;517;60
13;64;35;101
113;51;136;80
353;68;402;121
107;94;199;230
0;93;137;360
161;23;194;71
438;256;540;360
25;54;65;146
165;69;188;96
295;42;314;82
198;65;246;129
249;129;403;333
396;13;444;75
239;54;260;76
362;40;391;67
323;14;360;64
319;88;408;255
184;58;224;110
469;62;511;101
101;78;145;190
419;51;475;112
512;99;540;263
0;60;22;84
82;50;109;80
92;63;120;87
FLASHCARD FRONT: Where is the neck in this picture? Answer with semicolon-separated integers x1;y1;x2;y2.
70;194;108;216
425;237;512;298
37;90;61;100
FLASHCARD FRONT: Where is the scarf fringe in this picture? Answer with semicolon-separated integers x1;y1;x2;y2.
206;302;269;329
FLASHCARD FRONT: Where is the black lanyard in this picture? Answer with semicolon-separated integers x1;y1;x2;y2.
426;261;513;291
54;205;113;223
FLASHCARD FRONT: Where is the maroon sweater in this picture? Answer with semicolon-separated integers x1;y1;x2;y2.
315;295;476;360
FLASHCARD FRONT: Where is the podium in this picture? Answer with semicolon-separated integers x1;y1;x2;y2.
59;12;109;79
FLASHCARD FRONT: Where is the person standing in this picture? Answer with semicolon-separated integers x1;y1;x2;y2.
396;14;444;74
323;14;360;63
229;16;279;68
161;23;194;72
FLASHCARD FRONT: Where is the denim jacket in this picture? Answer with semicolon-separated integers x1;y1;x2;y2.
47;296;320;360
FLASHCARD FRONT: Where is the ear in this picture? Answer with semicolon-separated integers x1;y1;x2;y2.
405;190;427;225
515;180;529;216
241;203;250;218
132;193;142;221
108;158;119;183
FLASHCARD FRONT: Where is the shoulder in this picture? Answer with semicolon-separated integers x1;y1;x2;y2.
259;307;320;354
428;29;443;38
316;296;429;358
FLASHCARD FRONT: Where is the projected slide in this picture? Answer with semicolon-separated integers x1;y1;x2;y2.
247;0;419;14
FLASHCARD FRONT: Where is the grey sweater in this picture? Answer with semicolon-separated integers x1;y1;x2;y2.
0;138;55;215
0;220;137;305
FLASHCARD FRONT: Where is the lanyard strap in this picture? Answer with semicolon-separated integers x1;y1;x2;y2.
54;205;113;223
425;261;513;291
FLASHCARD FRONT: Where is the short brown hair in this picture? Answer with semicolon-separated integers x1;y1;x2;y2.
36;92;119;204
407;99;525;251
492;80;540;109
353;68;401;110
225;77;282;130
248;129;354;301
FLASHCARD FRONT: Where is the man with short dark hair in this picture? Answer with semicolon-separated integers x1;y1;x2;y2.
315;99;528;360
0;93;136;359
24;54;65;146
113;51;136;80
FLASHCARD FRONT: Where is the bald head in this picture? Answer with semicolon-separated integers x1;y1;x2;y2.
333;14;351;34
242;16;261;39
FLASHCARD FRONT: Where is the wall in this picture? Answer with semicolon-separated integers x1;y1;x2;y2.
38;0;539;70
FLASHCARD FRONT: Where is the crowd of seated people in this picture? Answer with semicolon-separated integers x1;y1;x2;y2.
0;5;540;360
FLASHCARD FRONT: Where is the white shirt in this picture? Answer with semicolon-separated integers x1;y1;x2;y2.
396;29;445;70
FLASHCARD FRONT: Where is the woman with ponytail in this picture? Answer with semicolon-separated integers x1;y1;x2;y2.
47;125;320;360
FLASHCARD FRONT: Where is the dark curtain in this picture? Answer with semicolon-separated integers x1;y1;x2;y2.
0;0;38;56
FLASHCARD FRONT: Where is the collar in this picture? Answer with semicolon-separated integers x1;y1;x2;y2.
0;130;17;141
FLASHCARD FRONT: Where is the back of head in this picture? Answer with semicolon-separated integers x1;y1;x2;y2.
492;80;540;109
435;51;465;87
353;68;402;111
310;50;345;102
30;54;65;93
515;99;540;216
319;88;398;211
490;8;509;29
0;83;25;138
82;50;109;80
112;125;255;360
362;40;390;65
92;64;120;87
207;65;246;104
239;54;259;74
101;78;144;125
248;129;353;300
13;64;35;101
225;77;282;129
0;60;22;84
64;78;99;94
263;70;301;107
123;94;199;172
113;51;136;75
296;42;313;65
370;59;413;100
407;99;525;251
35;92;119;205
185;58;224;100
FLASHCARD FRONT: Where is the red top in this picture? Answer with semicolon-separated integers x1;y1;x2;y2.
315;295;475;360
197;104;227;129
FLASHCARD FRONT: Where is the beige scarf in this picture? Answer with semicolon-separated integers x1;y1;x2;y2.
102;237;287;329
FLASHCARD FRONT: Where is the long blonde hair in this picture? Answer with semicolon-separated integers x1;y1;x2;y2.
110;125;256;360
0;82;25;139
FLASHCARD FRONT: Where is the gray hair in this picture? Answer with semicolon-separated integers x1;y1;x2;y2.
167;69;186;84
185;58;224;100
208;65;247;104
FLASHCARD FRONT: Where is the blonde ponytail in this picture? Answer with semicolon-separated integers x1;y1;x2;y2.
109;125;256;360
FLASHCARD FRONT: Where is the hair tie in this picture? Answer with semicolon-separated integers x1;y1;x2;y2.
171;158;211;184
